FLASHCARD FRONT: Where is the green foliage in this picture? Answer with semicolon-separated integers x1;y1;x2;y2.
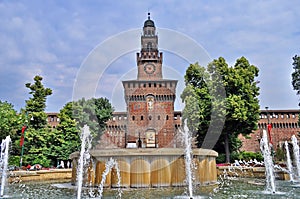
216;153;226;163
181;57;260;163
181;63;212;147
25;75;52;130
217;151;263;163
2;74;114;167
0;101;26;159
235;151;263;162
55;102;80;160
291;55;300;95
275;147;285;162
0;101;24;139
291;55;300;126
8;155;21;166
21;128;56;167
71;98;114;146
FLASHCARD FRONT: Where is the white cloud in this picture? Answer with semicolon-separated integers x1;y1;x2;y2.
1;0;300;112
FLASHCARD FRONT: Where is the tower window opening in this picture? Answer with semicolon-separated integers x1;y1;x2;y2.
141;115;144;120
147;42;152;50
132;116;135;121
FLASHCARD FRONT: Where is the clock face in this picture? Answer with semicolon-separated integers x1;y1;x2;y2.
144;63;156;74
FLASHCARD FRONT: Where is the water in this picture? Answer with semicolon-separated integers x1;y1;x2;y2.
260;129;276;193
97;158;122;198
77;125;92;199
181;122;194;198
3;179;300;198
285;141;294;182
0;135;10;197
292;135;300;180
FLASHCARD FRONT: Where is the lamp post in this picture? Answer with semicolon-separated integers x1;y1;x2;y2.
265;106;270;124
19;112;33;168
265;106;274;156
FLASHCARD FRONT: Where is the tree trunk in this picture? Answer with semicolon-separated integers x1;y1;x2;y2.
224;132;230;163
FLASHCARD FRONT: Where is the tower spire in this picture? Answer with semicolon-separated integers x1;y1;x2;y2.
148;12;150;20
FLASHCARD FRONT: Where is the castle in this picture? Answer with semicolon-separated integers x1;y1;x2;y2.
48;15;300;153
102;13;181;149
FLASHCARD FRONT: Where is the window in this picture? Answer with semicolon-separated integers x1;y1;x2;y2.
147;42;152;50
141;116;144;120
166;115;169;120
158;115;160;120
132;116;135;121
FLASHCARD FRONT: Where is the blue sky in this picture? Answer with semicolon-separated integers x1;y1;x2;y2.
1;0;299;112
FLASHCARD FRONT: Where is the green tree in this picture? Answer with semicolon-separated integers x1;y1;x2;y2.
0;101;26;164
22;127;56;167
181;57;260;163
0;101;23;140
72;97;114;145
181;63;212;147
25;75;52;129
291;55;300;95
291;55;300;126
54;102;80;161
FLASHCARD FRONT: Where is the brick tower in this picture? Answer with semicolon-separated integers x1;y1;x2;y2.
122;13;178;148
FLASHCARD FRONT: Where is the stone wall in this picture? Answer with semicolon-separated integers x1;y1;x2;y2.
9;169;72;183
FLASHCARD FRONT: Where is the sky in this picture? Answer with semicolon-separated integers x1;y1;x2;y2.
0;0;300;113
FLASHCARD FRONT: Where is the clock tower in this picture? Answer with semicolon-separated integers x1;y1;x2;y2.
121;13;178;148
137;13;163;80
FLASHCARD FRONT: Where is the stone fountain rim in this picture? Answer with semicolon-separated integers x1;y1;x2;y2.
69;148;218;159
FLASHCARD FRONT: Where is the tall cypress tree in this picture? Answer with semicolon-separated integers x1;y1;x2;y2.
25;75;52;129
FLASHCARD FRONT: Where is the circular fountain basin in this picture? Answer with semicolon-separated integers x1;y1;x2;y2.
70;148;218;188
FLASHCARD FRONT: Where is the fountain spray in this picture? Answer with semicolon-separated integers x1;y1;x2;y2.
291;135;300;180
0;136;11;197
285;141;294;182
77;125;92;199
260;130;276;193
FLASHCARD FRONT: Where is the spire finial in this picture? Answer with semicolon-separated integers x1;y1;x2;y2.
148;12;150;20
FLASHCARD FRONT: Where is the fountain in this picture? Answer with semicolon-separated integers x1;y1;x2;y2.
70;137;218;193
260;129;276;193
182;122;194;198
0;135;11;197
291;135;300;180
97;157;122;198
285;141;294;182
76;125;92;199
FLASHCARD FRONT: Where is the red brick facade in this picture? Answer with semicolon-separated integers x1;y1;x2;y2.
103;15;181;149
47;113;60;128
239;109;300;152
46;16;300;152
